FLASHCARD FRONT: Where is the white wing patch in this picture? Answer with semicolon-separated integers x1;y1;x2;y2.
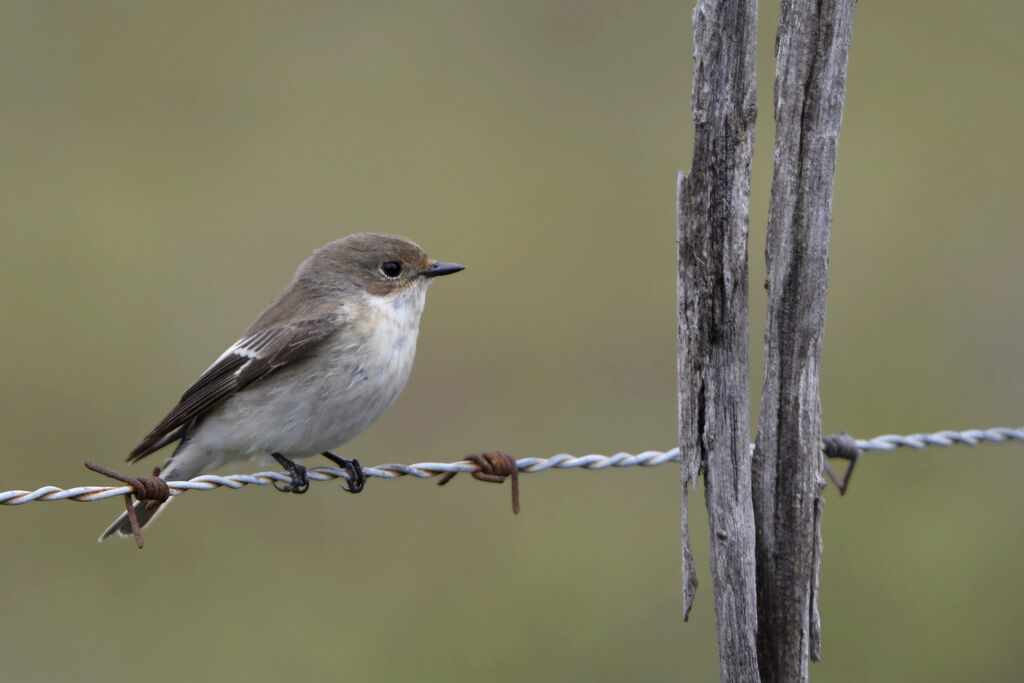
205;327;287;374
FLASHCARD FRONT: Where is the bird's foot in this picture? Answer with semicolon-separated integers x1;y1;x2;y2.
271;452;310;493
321;452;365;493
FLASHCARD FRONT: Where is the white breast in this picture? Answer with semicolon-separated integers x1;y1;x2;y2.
184;284;429;470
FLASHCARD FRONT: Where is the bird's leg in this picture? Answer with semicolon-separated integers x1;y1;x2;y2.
320;451;365;493
271;452;310;494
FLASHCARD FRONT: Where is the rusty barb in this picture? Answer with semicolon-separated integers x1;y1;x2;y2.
84;461;170;549
437;452;520;514
822;432;860;495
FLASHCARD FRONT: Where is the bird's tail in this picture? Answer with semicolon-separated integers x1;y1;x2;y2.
98;496;173;542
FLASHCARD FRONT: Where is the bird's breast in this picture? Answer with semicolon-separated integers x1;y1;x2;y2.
204;293;425;460
300;307;420;448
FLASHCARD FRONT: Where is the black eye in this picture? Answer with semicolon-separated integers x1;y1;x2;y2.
381;261;402;278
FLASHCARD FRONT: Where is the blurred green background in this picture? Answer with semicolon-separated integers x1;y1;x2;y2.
1;2;1022;681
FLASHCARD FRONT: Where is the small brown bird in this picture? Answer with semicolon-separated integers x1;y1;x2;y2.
100;233;463;540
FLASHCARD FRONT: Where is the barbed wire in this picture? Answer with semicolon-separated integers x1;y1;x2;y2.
853;426;1024;451
1;425;1021;507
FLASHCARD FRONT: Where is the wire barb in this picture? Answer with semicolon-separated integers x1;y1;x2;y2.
84;462;170;548
822;432;860;495
437;452;520;514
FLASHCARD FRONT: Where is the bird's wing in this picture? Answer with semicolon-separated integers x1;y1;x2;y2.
127;313;341;462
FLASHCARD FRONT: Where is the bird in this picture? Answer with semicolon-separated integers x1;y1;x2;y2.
99;233;463;541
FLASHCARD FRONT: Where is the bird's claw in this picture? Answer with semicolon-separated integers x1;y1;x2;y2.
321;452;365;493
271;452;310;494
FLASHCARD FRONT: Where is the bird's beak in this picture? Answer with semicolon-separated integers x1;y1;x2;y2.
422;261;465;278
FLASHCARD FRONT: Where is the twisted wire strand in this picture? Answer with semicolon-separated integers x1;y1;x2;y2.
2;425;1022;506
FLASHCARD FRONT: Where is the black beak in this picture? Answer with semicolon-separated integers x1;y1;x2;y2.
422;261;465;278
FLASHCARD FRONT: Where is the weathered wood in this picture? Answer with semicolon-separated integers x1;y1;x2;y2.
677;1;759;679
752;0;856;680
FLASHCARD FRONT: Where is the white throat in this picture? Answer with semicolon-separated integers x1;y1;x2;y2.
369;281;428;331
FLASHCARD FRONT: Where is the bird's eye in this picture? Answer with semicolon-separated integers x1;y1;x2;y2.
380;261;402;278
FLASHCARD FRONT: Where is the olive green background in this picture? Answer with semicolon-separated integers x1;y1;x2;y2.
1;2;1022;681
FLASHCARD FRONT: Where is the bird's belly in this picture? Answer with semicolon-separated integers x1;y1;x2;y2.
200;336;416;462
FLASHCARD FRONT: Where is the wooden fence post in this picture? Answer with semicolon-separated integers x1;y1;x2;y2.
677;1;760;680
752;0;856;680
